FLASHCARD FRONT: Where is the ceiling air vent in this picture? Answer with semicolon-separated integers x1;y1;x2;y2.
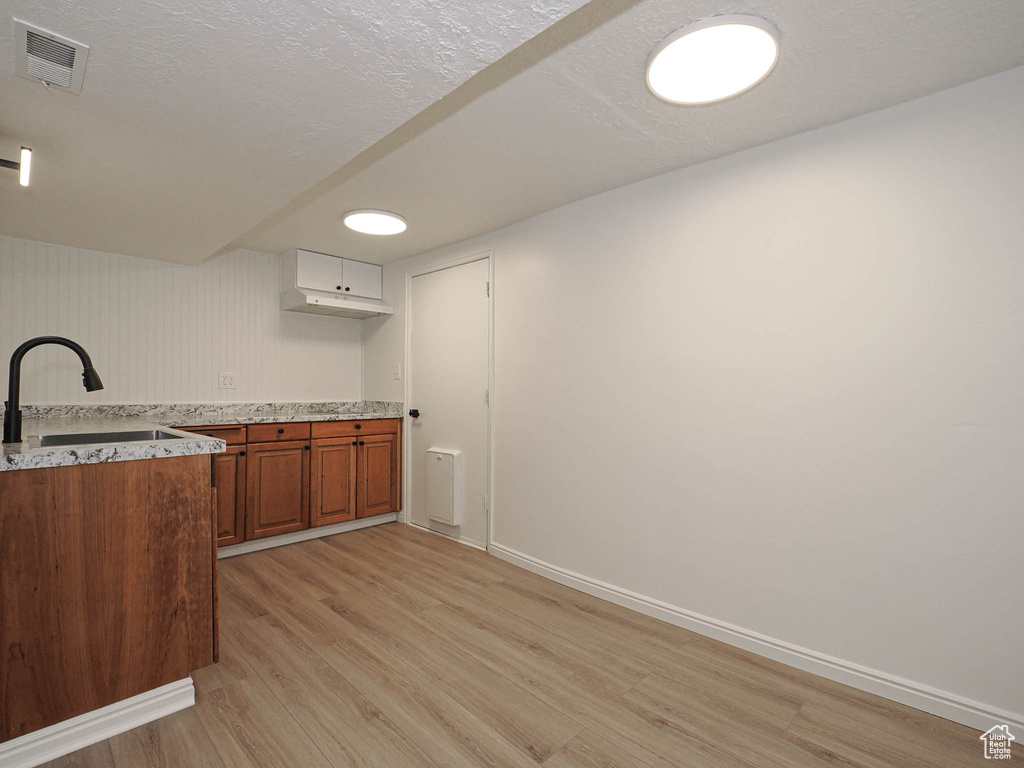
13;19;90;94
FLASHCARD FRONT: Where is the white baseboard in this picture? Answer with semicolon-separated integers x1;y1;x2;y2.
218;514;398;559
407;520;487;551
0;678;194;768
489;542;1022;732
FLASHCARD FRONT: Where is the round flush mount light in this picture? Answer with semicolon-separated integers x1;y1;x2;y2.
646;15;779;105
343;209;408;236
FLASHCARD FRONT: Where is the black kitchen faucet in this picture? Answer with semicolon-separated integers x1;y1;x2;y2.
2;336;104;444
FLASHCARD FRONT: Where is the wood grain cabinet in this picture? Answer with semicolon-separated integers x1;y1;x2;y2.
191;418;401;546
190;426;248;546
310;438;358;526
212;445;246;546
0;455;215;741
310;419;402;524
245;439;310;539
357;431;401;518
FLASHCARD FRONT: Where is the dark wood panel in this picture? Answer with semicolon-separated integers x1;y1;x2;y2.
310;418;401;439
310;439;357;527
0;456;214;742
213;446;246;547
356;431;400;518
245;440;310;540
211;485;220;665
247;423;311;443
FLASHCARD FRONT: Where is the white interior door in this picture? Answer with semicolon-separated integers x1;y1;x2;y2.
408;258;490;547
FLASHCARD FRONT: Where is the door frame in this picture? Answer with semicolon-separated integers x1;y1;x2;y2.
403;250;495;550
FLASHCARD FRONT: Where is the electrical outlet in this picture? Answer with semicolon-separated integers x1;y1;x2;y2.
218;372;238;389
393;364;402;380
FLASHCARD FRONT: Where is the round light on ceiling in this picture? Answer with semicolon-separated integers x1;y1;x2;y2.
343;209;408;236
646;15;779;105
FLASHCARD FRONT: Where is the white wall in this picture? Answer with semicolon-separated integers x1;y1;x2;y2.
0;238;362;404
365;67;1024;726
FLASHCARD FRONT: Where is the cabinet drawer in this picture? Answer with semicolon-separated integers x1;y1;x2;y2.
188;425;247;445
311;418;399;439
247;422;311;443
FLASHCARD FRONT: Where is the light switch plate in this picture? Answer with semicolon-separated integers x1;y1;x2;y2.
218;372;238;389
393;364;402;380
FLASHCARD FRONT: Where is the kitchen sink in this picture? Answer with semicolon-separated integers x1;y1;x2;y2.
30;430;181;448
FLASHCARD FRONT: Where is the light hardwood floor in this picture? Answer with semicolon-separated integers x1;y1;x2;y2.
44;522;985;767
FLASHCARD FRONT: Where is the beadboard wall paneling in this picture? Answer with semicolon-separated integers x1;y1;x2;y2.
0;237;362;404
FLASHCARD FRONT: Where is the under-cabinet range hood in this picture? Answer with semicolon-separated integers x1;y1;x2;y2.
280;249;393;319
280;289;394;318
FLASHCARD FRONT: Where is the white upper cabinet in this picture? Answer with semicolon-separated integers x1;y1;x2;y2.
295;250;345;293
292;250;382;300
341;258;383;300
281;250;392;319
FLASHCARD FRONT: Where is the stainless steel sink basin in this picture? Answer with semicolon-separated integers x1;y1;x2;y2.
30;430;181;448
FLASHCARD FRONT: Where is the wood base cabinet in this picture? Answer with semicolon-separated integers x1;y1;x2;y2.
189;426;248;547
213;445;246;546
357;431;401;518
0;455;215;741
310;438;358;526
311;419;402;525
245;439;310;540
195;419;402;545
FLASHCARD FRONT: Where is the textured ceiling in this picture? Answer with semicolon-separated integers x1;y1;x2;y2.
2;1;1024;267
234;0;1024;264
0;0;589;264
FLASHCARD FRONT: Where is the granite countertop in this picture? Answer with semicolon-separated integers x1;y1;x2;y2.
1;418;225;473
0;401;403;473
168;410;398;427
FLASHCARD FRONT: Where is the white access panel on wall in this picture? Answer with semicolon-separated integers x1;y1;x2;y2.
425;448;463;526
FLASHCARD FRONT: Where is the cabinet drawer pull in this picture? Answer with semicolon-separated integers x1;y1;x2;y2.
354;424;362;430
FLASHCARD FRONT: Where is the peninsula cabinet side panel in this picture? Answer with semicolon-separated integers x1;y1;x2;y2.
0;455;214;742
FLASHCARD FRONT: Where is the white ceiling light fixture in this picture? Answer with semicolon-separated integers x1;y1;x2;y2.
647;15;780;105
0;147;32;186
343;209;408;236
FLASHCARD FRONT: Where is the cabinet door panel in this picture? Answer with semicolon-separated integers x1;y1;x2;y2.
245;441;309;540
342;259;383;300
214;445;246;546
296;249;344;292
311;438;357;526
357;432;400;518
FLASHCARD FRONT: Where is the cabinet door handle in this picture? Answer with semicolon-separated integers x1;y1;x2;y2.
359;441;365;446
239;450;246;456
304;445;310;451
351;441;357;445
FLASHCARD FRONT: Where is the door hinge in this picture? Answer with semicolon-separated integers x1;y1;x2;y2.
486;281;490;297
484;388;489;406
